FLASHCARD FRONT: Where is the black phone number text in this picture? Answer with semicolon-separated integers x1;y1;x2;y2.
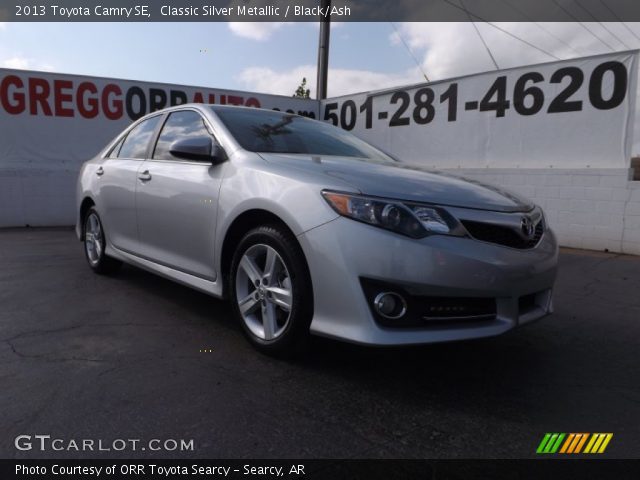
324;61;628;130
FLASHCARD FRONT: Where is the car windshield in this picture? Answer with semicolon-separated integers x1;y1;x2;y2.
212;107;396;162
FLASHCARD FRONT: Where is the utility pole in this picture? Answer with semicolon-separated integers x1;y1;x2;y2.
316;0;331;100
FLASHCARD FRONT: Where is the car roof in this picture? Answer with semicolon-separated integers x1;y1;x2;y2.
151;103;296;116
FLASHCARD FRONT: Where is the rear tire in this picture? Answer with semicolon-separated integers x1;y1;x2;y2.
83;207;122;275
229;225;313;357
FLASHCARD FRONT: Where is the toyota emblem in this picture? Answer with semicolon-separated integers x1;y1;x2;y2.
521;216;535;238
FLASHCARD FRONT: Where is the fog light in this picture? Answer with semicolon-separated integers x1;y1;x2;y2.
374;292;407;319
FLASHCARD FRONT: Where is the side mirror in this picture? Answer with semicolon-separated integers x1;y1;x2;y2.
211;144;227;164
169;137;226;164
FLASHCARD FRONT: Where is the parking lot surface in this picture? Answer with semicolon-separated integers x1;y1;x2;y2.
1;228;639;459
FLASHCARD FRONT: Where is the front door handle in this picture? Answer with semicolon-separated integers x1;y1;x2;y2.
138;170;152;181
96;167;104;176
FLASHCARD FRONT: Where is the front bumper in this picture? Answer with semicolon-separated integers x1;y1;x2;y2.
298;216;558;345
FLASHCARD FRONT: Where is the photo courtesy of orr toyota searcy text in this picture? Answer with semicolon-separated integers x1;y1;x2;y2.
15;464;302;477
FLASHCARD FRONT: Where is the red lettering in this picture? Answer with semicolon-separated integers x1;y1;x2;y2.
227;95;243;106
0;76;264;119
53;79;74;117
77;82;98;119
102;84;122;120
0;75;25;114
28;78;52;116
192;93;217;104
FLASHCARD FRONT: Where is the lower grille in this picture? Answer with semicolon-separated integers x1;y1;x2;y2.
462;219;543;249
420;297;497;323
360;278;497;328
518;293;538;315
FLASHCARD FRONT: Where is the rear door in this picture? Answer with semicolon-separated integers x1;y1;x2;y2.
96;115;161;253
135;109;224;281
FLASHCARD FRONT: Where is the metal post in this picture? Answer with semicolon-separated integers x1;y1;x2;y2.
316;0;331;100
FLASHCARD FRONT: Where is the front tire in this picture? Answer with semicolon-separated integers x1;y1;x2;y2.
230;225;313;357
83;207;122;274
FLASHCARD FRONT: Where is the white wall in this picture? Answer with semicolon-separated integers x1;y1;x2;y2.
448;167;640;255
0;168;76;227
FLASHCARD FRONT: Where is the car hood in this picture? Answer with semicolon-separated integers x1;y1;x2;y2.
258;153;533;213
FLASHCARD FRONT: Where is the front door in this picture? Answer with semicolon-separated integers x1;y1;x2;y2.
135;110;224;281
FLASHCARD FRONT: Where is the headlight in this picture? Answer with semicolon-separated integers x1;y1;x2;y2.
321;191;458;239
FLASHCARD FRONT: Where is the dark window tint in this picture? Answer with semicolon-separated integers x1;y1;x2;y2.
118;115;161;159
153;110;212;160
107;137;125;159
212;107;394;162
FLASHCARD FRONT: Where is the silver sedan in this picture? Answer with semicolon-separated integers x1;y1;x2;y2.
76;104;558;356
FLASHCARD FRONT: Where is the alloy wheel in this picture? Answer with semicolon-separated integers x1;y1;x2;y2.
84;212;103;266
235;244;293;341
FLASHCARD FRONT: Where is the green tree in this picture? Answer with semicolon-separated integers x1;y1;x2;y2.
293;77;311;99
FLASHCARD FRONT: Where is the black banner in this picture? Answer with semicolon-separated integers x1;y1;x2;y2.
3;460;640;480
2;0;640;22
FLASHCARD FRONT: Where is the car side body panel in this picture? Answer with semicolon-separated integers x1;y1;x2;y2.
135;159;226;281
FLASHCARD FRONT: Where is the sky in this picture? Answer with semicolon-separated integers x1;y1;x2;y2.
0;22;422;96
1;22;637;96
1;21;640;150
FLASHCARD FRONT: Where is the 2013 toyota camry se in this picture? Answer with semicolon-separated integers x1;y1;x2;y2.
76;104;558;355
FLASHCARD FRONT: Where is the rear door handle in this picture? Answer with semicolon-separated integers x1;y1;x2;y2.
138;170;152;181
96;167;104;176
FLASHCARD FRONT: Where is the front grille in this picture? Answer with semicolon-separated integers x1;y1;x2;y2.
461;219;543;249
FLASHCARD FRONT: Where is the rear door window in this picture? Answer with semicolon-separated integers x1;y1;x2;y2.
107;137;125;158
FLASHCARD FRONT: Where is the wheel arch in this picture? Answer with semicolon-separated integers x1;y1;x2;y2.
78;197;96;240
220;209;313;302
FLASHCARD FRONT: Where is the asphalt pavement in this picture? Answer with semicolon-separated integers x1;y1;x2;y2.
1;228;639;459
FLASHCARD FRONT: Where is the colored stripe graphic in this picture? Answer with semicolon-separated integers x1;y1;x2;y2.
559;433;575;454
536;433;552;453
584;434;599;453
574;433;589;453
544;433;559;453
550;433;565;453
567;433;583;453
584;433;613;454
538;433;613;454
536;433;565;454
598;434;613;453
